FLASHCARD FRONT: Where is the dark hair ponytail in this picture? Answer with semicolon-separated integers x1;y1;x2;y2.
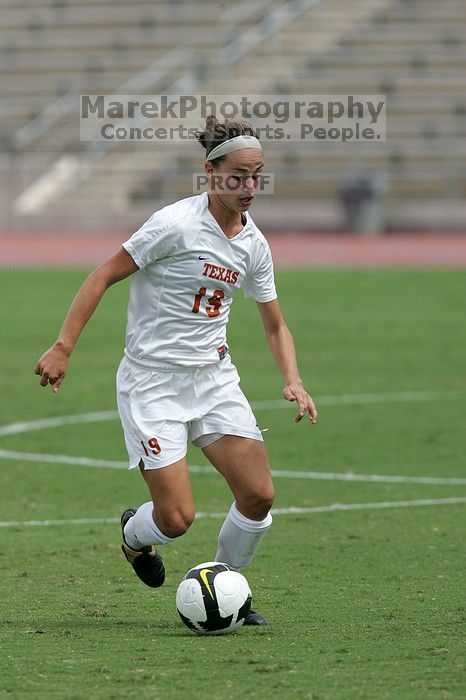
197;116;257;164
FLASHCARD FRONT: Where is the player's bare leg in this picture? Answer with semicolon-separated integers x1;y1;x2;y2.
202;435;275;625
202;435;274;521
139;457;195;538
121;457;195;587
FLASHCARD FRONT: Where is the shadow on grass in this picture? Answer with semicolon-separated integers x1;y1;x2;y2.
1;617;194;637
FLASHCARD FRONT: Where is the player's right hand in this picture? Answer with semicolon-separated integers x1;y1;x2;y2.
34;343;70;393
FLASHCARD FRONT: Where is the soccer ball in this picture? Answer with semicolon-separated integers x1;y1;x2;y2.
176;561;252;635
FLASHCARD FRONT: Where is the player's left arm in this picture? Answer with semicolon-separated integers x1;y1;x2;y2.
257;299;318;424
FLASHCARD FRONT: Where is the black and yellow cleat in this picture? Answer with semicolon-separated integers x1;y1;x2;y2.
120;507;165;588
244;609;268;626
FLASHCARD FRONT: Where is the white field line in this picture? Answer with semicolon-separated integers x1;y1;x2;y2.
1;497;465;529
0;410;118;437
252;389;464;411
1;448;465;486
269;468;466;486
0;389;463;438
0;449;128;469
1;390;464;488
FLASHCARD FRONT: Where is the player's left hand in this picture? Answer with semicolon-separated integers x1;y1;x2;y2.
283;383;318;424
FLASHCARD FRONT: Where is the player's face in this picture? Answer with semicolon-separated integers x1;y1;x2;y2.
206;149;264;213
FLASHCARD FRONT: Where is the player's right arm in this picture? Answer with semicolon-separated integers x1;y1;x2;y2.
34;247;138;393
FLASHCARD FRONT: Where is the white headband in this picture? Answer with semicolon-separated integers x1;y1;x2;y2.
205;135;262;162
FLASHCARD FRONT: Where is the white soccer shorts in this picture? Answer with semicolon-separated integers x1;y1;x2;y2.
116;355;263;469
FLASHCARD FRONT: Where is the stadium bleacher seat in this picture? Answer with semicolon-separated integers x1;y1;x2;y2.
1;0;466;231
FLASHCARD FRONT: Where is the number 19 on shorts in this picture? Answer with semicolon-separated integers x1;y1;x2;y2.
141;437;161;456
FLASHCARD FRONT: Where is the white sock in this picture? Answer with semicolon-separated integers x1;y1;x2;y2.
124;501;175;548
215;502;273;569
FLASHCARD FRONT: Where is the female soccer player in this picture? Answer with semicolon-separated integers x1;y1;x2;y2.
35;116;318;625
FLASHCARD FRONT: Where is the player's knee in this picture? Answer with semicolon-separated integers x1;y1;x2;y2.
242;486;275;520
157;508;195;539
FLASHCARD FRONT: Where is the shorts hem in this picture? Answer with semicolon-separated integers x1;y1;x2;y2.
191;424;263;446
128;450;187;471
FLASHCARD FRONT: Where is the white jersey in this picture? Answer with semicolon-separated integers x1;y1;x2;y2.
122;192;277;367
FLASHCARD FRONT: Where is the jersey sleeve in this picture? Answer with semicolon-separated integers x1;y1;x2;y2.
122;209;179;269
242;238;277;303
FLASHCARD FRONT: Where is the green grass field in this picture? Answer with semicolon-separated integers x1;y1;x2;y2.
1;268;465;700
